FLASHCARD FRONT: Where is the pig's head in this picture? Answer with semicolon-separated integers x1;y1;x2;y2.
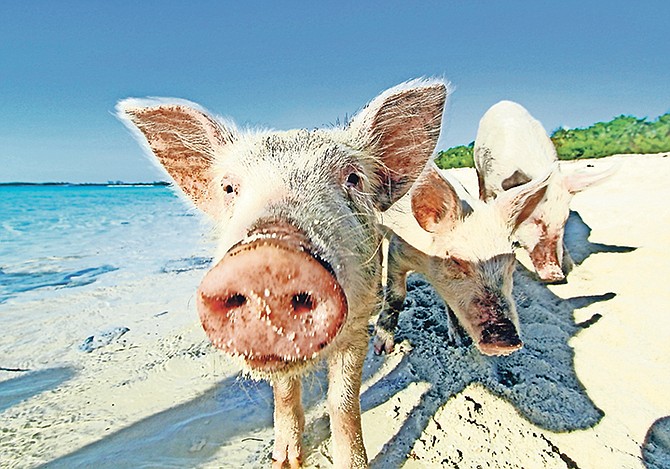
410;162;551;355
117;79;447;377
509;163;617;283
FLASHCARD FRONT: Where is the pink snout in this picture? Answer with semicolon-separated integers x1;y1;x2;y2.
478;317;523;356
196;228;348;372
530;240;566;283
473;290;523;356
536;263;566;284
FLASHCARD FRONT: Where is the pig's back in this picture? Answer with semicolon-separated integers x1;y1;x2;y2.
475;101;557;183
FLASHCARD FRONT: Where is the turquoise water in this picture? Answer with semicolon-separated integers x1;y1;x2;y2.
0;185;212;304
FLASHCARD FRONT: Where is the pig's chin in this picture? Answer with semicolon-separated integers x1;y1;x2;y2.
241;354;320;376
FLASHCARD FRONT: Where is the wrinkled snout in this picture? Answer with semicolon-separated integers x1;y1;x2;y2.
478;317;523;356
196;223;348;372
474;290;523;356
530;240;565;283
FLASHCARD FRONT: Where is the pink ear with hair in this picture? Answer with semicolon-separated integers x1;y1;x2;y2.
411;163;462;233
117;99;235;216
351;79;448;210
564;163;619;194
496;166;553;231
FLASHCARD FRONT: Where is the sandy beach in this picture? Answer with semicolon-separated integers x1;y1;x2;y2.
1;153;669;468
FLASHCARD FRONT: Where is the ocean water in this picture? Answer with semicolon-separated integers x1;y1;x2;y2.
0;185;213;304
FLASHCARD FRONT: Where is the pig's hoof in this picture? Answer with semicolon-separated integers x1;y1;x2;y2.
373;330;395;355
272;456;301;469
272;439;302;469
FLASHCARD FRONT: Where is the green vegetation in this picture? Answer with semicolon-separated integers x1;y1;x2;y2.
435;112;670;169
434;142;475;169
551;113;670;159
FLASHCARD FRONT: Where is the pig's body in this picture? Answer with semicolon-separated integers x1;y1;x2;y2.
374;162;551;356
475;100;616;282
117;79;447;468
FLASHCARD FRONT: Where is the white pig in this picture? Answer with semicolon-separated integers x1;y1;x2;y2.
474;100;616;282
117;78;448;469
374;161;552;356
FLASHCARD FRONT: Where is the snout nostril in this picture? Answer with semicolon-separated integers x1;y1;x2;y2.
291;292;315;314
200;292;247;317
225;293;247;309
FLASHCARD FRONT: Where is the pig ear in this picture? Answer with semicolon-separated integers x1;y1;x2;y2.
474;145;493;201
564;162;619;194
351;78;449;210
501;169;533;191
495;165;554;231
410;163;461;233
116;98;236;215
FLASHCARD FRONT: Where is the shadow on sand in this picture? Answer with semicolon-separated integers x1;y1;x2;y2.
45;211;632;467
362;265;614;467
42;375;277;468
564;210;636;266
42;360;387;468
643;416;670;469
0;367;75;413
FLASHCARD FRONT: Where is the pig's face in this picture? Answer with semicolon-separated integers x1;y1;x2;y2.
513;164;616;283
514;172;571;283
118;80;447;377
204;130;377;259
428;209;522;356
411;164;550;355
197;131;388;375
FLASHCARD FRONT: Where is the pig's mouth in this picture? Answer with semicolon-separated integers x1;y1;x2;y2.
196;224;348;373
535;263;567;284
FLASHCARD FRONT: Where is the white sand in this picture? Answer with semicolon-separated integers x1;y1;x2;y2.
1;153;668;468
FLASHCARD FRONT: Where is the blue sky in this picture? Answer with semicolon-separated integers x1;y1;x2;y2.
1;1;668;182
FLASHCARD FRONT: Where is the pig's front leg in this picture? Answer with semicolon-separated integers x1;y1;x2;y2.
373;252;409;355
271;375;304;469
327;341;368;468
373;281;406;355
374;233;419;354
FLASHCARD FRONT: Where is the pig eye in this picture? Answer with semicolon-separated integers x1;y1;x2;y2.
345;172;362;189
339;163;364;193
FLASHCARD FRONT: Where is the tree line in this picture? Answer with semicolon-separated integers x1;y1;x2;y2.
435;112;670;169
